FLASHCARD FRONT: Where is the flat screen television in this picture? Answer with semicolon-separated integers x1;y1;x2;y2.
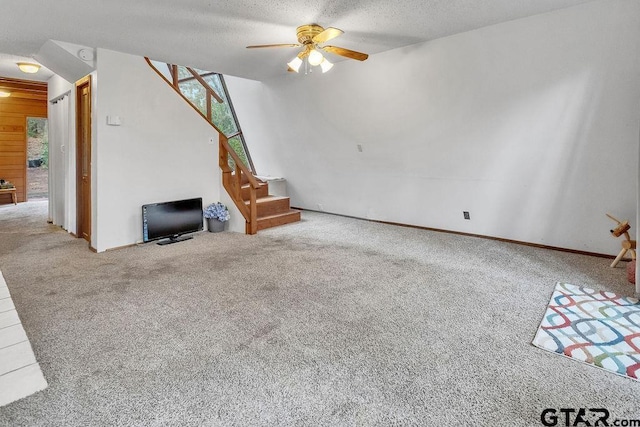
142;197;203;245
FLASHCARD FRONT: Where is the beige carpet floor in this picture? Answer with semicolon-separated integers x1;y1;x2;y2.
0;200;638;426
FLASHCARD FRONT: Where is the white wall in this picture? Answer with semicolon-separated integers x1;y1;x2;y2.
93;49;224;251
225;76;274;176
231;0;640;256
48;74;73;100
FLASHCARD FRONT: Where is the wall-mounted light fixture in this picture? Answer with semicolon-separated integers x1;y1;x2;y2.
17;62;40;74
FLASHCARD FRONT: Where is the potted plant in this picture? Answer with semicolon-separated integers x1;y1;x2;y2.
203;202;230;232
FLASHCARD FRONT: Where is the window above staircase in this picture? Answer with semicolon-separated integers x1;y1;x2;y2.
147;60;254;173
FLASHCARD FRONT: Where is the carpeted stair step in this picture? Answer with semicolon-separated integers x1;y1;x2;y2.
257;210;301;231
245;196;291;217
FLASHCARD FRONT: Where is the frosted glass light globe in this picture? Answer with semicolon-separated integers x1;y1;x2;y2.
308;49;324;66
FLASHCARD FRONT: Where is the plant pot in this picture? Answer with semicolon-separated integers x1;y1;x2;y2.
206;217;225;233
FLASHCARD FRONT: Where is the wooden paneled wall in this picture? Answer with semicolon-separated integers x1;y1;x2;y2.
0;78;47;204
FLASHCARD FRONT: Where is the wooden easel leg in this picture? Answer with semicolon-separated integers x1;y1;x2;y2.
611;248;628;268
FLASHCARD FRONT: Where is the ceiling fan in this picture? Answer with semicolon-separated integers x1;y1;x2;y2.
246;24;369;73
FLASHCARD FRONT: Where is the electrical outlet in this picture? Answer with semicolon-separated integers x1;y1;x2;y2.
463;211;470;220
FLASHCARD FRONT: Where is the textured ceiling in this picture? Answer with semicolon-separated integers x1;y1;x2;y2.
0;0;596;81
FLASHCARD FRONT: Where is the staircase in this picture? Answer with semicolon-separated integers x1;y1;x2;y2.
145;58;301;234
218;136;300;234
239;174;301;231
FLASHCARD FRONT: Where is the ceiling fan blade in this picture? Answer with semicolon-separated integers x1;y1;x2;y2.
246;44;300;49
322;46;369;61
312;27;344;44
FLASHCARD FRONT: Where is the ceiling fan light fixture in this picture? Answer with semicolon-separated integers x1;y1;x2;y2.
0;90;10;98
307;49;324;66
247;24;368;74
287;56;303;73
17;62;40;74
320;58;333;73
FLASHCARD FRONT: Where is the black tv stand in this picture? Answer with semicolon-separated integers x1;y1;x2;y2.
157;235;193;246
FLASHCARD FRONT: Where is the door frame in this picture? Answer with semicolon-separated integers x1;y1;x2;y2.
75;75;92;246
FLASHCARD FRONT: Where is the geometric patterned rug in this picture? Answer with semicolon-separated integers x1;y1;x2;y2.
532;282;640;381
